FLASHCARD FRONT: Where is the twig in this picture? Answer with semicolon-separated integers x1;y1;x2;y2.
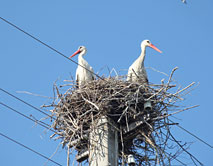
120;127;125;166
155;105;199;120
147;67;169;77
172;82;195;96
165;67;178;91
16;91;55;99
81;94;99;111
44;143;61;166
146;87;164;101
67;146;70;166
117;107;128;123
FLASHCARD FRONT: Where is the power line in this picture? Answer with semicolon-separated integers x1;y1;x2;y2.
169;119;213;149
169;130;204;166
0;88;55;120
0;101;56;133
0;16;104;80
0;132;63;166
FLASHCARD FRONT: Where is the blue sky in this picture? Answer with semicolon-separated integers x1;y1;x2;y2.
0;0;213;165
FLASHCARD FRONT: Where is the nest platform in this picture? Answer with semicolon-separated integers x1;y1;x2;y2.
46;68;198;166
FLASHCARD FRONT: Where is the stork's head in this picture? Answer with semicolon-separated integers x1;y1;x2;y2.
141;40;162;53
69;46;87;58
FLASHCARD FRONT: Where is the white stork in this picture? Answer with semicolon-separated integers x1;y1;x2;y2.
127;40;162;84
70;46;95;88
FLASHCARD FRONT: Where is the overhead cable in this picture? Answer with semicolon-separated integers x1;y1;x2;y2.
169;119;213;149
0;16;104;80
0;132;62;166
0;88;55;119
0;101;56;133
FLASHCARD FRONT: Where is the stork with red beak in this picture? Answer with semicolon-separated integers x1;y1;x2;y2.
127;40;162;83
70;46;95;88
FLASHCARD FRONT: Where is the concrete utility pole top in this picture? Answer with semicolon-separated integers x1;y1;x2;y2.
89;116;118;166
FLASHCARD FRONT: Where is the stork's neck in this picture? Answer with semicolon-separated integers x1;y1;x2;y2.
78;52;86;64
138;45;147;65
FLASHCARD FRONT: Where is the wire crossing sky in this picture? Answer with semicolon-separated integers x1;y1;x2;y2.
0;0;213;165
0;88;53;118
0;132;62;166
0;16;104;80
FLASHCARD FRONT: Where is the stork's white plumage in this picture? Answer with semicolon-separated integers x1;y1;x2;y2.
127;40;162;83
70;46;95;88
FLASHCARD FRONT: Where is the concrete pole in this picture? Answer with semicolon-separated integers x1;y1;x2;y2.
89;116;118;166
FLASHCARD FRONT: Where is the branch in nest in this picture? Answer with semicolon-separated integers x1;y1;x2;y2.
81;94;99;111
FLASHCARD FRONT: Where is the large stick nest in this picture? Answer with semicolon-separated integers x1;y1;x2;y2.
46;68;200;166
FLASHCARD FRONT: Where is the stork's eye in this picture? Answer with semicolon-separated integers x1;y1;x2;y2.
147;41;150;43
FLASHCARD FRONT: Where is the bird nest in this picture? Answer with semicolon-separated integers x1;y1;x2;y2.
45;67;200;166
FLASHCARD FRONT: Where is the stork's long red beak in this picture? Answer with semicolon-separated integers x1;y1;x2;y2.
149;44;162;53
69;49;81;58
